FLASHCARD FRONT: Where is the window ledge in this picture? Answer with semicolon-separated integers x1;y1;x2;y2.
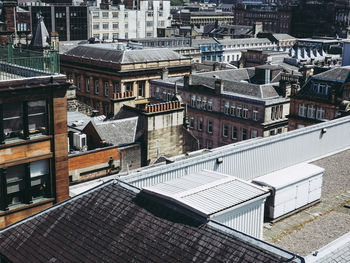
0;135;52;150
0;198;55;216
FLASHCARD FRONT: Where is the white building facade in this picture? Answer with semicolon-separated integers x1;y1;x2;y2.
90;0;171;40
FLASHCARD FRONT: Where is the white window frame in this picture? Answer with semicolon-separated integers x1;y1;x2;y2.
232;126;237;140
207;120;213;134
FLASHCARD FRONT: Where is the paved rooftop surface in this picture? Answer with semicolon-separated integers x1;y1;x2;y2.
263;149;350;257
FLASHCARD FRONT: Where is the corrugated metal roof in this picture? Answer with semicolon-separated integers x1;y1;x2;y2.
143;170;268;217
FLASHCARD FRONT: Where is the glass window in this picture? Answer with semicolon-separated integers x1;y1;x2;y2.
102;12;109;18
201;97;207;110
76;75;81;90
316;106;325;120
198;118;203;131
208;99;213;111
241;128;248;140
3;103;23;140
102;22;109;29
112;12;118;18
253;108;258;121
138;81;145;97
30;159;49;199
93;23;99;30
191;95;196;107
102;33;109;40
230;105;235;116
207;120;213;133
307;104;316;119
93;12;99;18
196;96;201;109
242;105;248;119
113;82;119;94
104;82;109;97
298;103;307;117
6;165;25;206
223;124;228;137
85;77;90;92
236;105;242;117
189;117;194;129
251;129;258;138
224;102;229;115
94;79;99;95
28;100;47;137
232;126;237;140
113;33;119;39
112;23;119;29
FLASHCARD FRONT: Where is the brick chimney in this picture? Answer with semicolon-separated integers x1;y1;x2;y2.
215;78;224;95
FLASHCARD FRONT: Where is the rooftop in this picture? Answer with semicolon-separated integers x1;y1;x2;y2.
63;44;186;64
0;180;302;263
312;66;350;82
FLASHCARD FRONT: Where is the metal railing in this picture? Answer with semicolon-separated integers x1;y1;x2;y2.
0;45;59;80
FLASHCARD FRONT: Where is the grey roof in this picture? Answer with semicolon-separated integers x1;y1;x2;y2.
64;45;185;64
0;180;302;263
67;111;105;131
195;67;256;81
90;117;138;146
219;38;272;45
312;66;350;82
143;170;268;217
272;34;296;41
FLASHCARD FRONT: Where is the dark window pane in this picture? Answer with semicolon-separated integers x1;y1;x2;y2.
3;103;23;140
6;165;25;206
30;159;49;199
28;100;47;136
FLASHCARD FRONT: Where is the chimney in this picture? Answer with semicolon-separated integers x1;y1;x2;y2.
291;83;298;96
50;32;59;51
183;74;192;90
215;78;224;95
162;68;168;80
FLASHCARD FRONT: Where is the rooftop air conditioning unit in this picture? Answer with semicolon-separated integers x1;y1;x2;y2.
73;133;87;151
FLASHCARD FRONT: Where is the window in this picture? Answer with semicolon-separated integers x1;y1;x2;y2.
189;117;194;129
251;129;258;138
104;82;109;97
201;97;207;110
191;96;196;107
236;105;242;117
103;33;109;40
162;90;167;101
198;118;203;131
241;128;248;140
138;81;145;97
147;12;153;17
252;108;258;121
125;82;133;92
277;128;283;134
28;100;47;137
318;83;328;95
298;103;307;117
85;77;90;92
208;99;213;111
112;12;118;18
146;21;153;27
230;105;235;116
155;87;160;98
125;33;128;39
207;120;213;134
242;105;248;119
113;82;119;94
102;22;109;29
316;106;325;120
94;79;99;95
271;106;277;120
93;12;99;18
125;12;128;18
307;104;316;119
232;126;237;140
112;33;119;39
224;102;229;115
0;159;51;210
2;102;23;141
223;124;228;137
93;23;100;30
279;105;283;119
206;139;213;149
76;75;81;90
93;34;100;39
196;96;201;109
112;23;119;29
159;21;165;27
102;12;109;18
270;129;276;136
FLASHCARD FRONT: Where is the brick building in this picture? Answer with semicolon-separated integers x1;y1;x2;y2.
288;66;350;130
151;66;291;149
60;43;192;115
0;46;70;227
233;4;292;34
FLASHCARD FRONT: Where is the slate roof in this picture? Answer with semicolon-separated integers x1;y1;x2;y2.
195;67;255;81
312;66;350;82
88;117;138;146
0;180;302;263
31;16;50;48
64;44;185;64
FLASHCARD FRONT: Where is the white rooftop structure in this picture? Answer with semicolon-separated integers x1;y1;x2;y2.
143;170;269;238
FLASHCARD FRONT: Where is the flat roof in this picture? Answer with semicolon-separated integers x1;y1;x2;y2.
253;163;324;190
143;170;268;217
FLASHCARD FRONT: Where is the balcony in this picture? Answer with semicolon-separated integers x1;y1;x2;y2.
0;45;60;81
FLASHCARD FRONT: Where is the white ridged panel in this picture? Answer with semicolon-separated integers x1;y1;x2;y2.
123;116;350;187
211;200;265;239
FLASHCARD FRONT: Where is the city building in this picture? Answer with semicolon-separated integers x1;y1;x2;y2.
288;66;350;130
0;44;70;228
26;3;89;41
60;43;192;115
172;10;235;27
90;0;171;40
0;0;31;45
150;66;291;149
233;4;292;34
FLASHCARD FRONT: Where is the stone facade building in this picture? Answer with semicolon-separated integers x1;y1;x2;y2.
288;66;350;130
60;43;192;115
90;0;171;40
151;66;291;149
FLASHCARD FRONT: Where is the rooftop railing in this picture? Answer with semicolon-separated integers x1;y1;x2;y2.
0;44;60;81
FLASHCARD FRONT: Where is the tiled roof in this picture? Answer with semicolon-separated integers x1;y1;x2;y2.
312;66;350;82
0;181;301;263
64;45;185;64
88;117;138;146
